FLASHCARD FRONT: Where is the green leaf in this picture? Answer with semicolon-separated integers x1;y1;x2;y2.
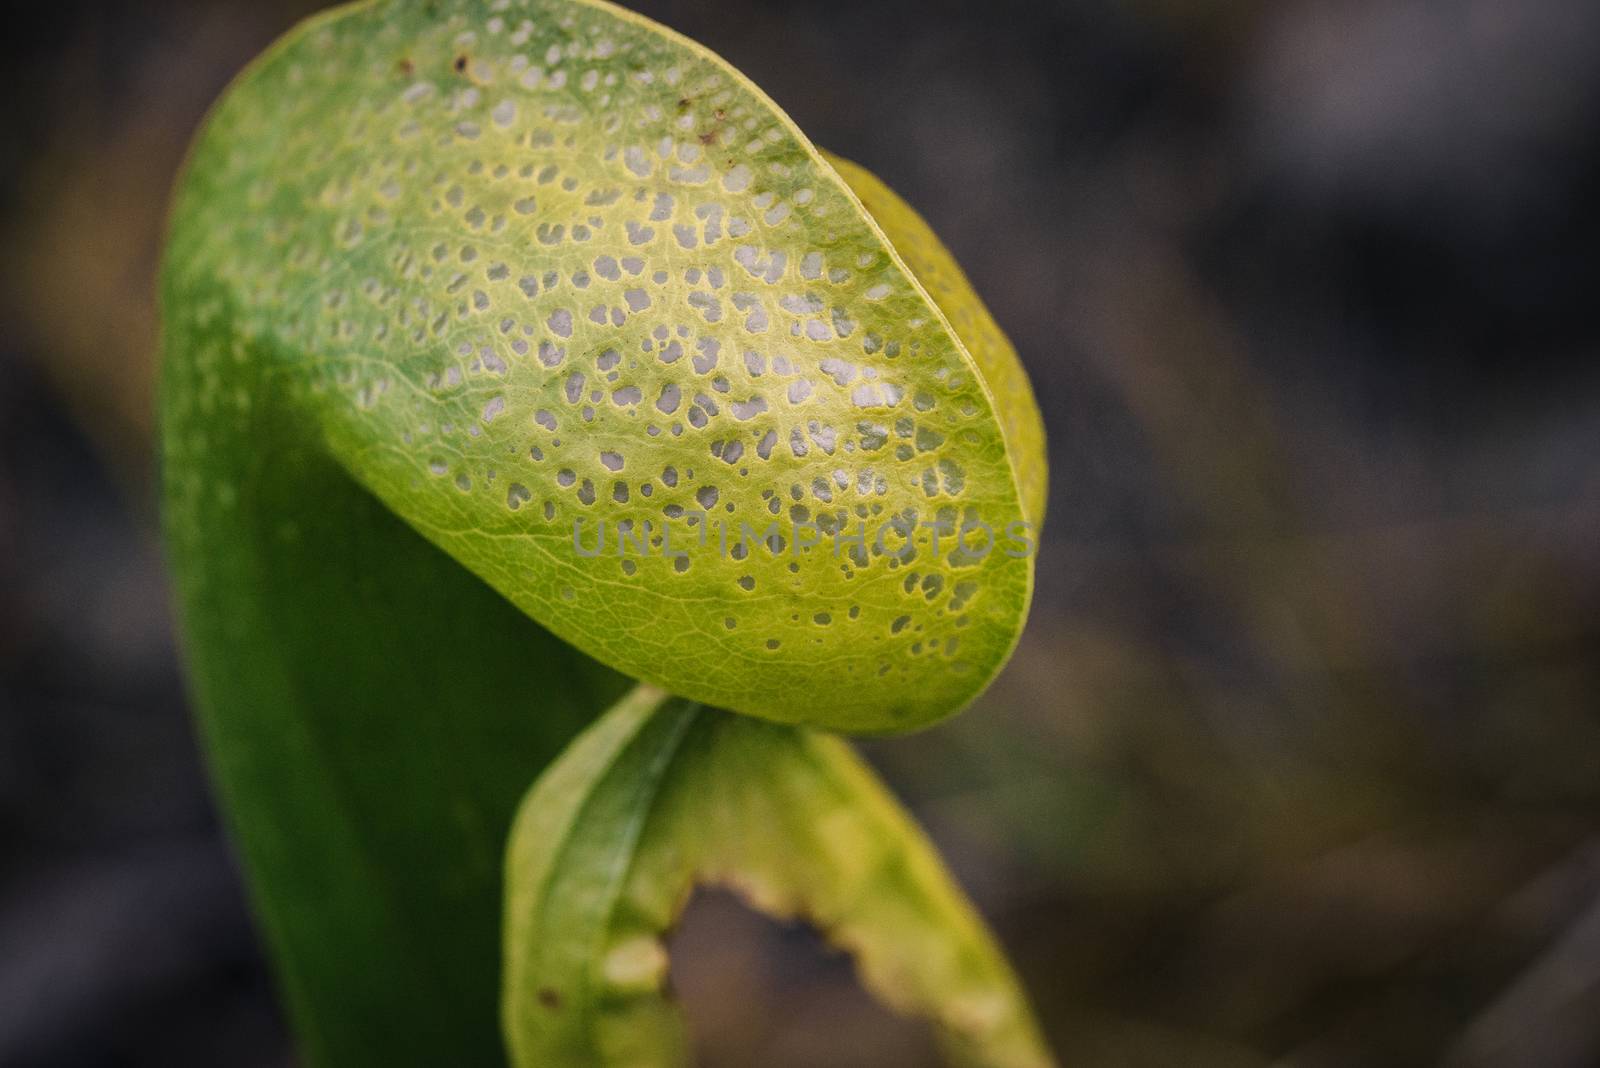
160;344;630;1065
164;0;1044;736
819;150;1046;533
504;684;1054;1068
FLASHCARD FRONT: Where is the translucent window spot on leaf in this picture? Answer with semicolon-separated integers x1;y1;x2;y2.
601;937;668;992
730;396;766;420
679;339;715;374
857;422;889;451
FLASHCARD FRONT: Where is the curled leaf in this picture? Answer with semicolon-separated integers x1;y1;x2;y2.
163;0;1045;733
504;685;1055;1068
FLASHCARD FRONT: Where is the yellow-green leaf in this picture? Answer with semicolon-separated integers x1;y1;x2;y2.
504;685;1054;1068
164;0;1045;734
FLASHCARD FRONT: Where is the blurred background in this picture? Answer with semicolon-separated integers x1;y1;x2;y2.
4;0;1600;1064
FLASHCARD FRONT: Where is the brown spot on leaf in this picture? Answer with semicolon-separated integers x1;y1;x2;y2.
537;987;562;1009
453;54;468;74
